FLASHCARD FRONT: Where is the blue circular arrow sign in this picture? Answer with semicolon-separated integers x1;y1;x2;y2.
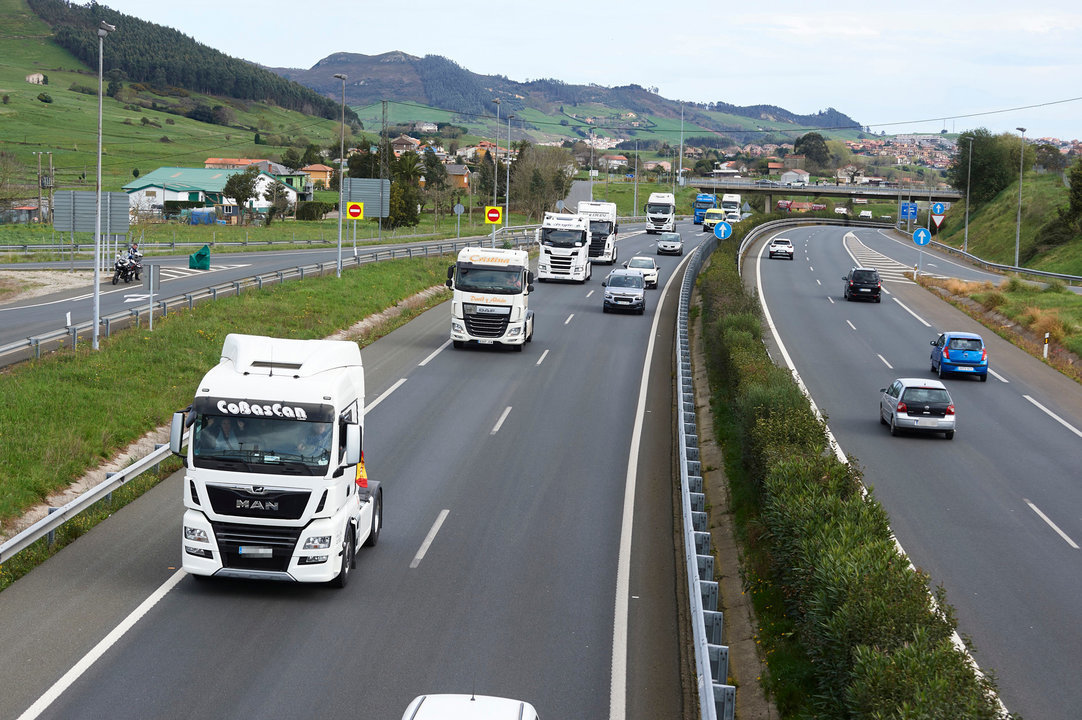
913;228;931;246
931;202;945;216
714;221;733;240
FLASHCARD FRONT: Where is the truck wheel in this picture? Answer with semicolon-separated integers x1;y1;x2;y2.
363;490;382;547
332;529;355;588
514;342;523;352
453;340;463;349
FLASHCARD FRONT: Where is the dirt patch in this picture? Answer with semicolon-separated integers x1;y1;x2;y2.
0;270;94;305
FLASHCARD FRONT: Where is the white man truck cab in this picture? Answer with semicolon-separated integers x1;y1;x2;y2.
447;246;535;351
577;200;619;264
720;193;741;218
169;333;382;588
535;211;592;282
644;191;676;234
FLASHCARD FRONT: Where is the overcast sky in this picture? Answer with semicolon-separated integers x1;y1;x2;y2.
99;0;1082;141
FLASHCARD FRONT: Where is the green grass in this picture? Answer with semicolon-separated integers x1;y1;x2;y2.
0;255;452;528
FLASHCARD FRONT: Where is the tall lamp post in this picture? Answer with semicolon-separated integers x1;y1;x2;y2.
92;20;115;351
491;98;500;247
1014;127;1026;268
333;73;347;278
506;114;513;226
963;135;973;254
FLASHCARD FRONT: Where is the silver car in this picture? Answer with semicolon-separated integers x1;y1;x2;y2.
656;231;683;256
602;268;646;314
879;378;956;439
623;256;659;288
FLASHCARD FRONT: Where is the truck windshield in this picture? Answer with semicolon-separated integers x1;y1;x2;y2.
587;220;612;237
455;266;523;294
646;203;672;214
694;200;714;209
540;228;586;247
192;414;334;475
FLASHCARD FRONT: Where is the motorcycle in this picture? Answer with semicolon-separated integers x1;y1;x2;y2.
111;252;142;285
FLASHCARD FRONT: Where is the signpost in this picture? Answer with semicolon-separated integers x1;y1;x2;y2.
346;201;364;220
453;203;464;238
930;201;945;229
485;205;503;248
913;227;931;277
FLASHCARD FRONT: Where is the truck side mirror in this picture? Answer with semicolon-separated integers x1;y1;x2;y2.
534;228;541;243
344;423;361;466
170;411;186;456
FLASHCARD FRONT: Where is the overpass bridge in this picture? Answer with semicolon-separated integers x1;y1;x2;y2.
688;179;963;212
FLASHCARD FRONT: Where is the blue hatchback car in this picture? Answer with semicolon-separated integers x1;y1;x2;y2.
930;331;988;381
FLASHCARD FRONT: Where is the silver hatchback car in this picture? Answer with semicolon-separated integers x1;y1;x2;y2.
879;378;956;439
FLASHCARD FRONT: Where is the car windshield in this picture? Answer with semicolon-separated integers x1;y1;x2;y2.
949;338;983;351
901;388;951;404
192;414;334;475
608;274;643;289
455;266;523;294
628;258;653;269
660;234;681;243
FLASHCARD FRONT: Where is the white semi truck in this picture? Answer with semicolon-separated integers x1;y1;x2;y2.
721;193;741;218
644;191;675;233
535;211;592;282
577;200;619;264
170;333;382;588
447;246;535;350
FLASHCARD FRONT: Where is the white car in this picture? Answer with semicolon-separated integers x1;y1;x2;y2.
879;378;956;439
624;256;659;288
402;694;539;720
656;231;683;256
767;237;794;260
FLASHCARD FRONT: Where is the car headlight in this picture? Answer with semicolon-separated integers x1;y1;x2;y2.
184;526;209;543
304;535;332;550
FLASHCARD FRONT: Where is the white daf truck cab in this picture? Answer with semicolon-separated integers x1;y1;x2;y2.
536;211;592;282
577;200;619;264
720;193;741;217
169;333;382;588
447;246;535;350
644;191;675;234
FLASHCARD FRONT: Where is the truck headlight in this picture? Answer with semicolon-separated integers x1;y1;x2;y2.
184;526;209;543
452;321;464;334
507;327;521;337
304;535;332;550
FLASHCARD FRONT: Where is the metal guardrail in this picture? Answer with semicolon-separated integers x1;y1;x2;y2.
675;235;736;719
0;235;538;368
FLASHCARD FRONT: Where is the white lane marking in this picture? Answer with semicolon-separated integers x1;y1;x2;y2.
535;349;549;367
410;509;450;568
816;279;821;286
892;297;932;327
365;378;406;414
988;368;1009;383
809;265;814;271
586;290;595;298
846;320;856;331
1023;395;1082;439
16;569;187;720
565;313;574;325
827;297;835;304
878;354;894;369
419;339;451;367
1025;499;1080;549
491;406;512;435
611;247;697;720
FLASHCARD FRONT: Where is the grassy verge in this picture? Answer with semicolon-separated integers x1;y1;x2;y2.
696;220;1011;718
0;254;452;542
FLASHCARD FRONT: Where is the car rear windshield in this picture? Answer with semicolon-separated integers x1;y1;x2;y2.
949;338;983;351
902;388;951;404
853;270;878;282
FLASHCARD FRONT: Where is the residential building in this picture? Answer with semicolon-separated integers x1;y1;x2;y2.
123;166;299;221
301;163;335;189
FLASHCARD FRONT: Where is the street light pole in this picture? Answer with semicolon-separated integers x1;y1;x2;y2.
92;20;115;351
1014;127;1026;268
963;135;973;254
333;73;347;278
506;114;513;226
492;98;500;247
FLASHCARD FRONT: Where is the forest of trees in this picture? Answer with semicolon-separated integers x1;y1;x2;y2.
28;0;357;123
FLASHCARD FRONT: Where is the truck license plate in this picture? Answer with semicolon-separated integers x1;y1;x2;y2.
479;339;494;344
239;546;273;557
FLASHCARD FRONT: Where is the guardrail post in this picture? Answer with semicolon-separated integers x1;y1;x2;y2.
232;281;241;296
68;326;78;349
130;308;141;328
185;293;194;310
104;472;116;504
31;337;41;359
212;288;218;300
46;506;58;545
159;300;167;317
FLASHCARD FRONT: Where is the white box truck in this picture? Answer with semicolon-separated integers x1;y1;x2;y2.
720;193;741;217
170;333;382;588
447;246;535;350
644;192;675;234
577;200;619;264
535;211;592;282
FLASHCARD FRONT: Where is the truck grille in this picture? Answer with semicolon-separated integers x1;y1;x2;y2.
464;313;509;338
211;522;303;572
589;238;606;257
206;485;311;520
548;255;574;274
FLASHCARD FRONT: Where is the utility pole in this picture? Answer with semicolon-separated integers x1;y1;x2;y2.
380;100;387;242
33;152;43;223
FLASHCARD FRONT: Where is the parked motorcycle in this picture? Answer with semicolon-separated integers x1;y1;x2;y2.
111;252;140;285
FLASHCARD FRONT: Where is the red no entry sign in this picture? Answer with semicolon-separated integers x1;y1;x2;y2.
485;206;503;224
347;201;364;219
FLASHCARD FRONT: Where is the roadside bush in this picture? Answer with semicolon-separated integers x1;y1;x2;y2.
37;92;52;103
68;83;96;95
296;201;334;221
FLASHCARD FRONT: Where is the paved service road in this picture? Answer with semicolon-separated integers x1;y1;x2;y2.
0;224;707;720
752;224;1082;720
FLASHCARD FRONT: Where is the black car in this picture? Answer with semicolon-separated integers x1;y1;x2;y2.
843;267;881;302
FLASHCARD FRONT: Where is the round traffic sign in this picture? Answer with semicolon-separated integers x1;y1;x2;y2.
346;202;363;219
486;207;502;223
453;203;465;216
932;202;946;216
714;221;733;240
913;228;931;246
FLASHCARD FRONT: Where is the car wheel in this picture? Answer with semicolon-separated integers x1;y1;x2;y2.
874;296;881;303
889;414;898;436
332;529;355;588
880;406;887;425
937;363;945;379
944;430;955;440
979;373;987;382
931;358;937;372
363;489;382;547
